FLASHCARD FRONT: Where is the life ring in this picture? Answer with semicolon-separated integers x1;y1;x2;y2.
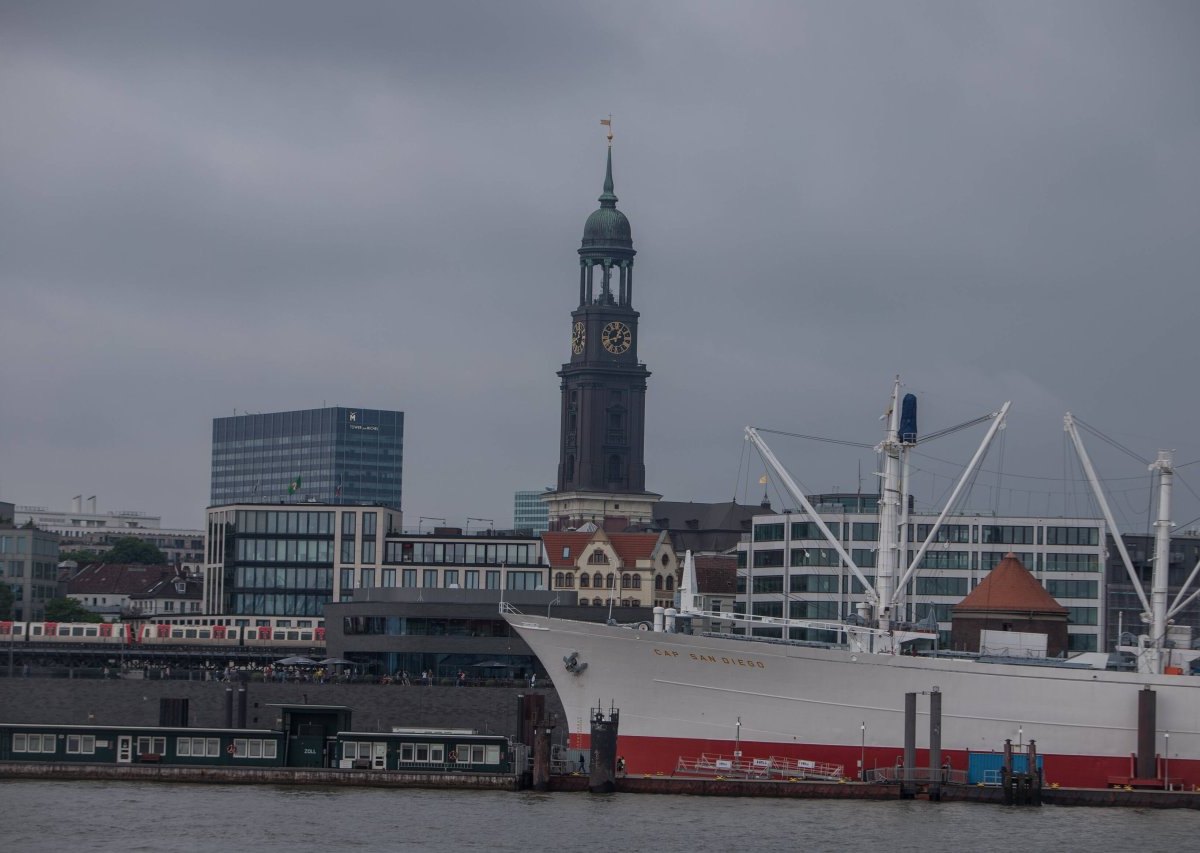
226;743;237;755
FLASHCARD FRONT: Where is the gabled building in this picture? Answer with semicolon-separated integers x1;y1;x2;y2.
543;528;677;608
66;563;183;620
128;572;204;619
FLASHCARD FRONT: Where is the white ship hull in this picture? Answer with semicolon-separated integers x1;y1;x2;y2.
507;613;1200;788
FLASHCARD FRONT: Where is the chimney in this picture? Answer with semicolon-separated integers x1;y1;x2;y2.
88;496;97;514
72;496;82;514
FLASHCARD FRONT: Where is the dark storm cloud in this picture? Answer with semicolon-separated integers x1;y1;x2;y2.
1;1;1198;533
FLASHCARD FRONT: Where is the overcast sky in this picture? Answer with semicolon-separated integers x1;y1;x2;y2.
2;1;1198;534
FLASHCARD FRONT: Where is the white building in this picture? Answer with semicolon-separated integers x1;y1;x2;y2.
17;498;204;568
736;495;1108;653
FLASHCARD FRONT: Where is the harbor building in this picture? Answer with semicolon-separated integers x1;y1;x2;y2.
735;498;1108;652
512;489;551;535
210;407;403;510
203;503;399;617
203;505;545;618
0;502;60;620
544;140;660;531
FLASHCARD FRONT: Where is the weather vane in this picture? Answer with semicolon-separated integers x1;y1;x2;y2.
600;115;613;145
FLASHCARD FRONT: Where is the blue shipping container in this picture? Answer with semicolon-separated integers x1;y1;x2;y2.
967;752;1044;786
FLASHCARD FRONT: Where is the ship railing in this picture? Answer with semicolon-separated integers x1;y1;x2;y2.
675;753;844;781
767;755;845;781
864;766;969;785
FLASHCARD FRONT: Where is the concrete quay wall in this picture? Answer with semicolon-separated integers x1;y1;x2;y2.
0;678;565;738
0;762;519;789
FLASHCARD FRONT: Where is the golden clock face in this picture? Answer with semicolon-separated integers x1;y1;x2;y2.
571;322;586;355
601;321;632;354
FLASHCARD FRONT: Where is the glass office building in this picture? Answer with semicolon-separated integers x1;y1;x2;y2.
211;407;403;510
512;489;551;535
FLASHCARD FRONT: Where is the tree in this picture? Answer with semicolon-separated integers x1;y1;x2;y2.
0;583;12;619
45;597;103;623
60;549;103;565
105;537;167;565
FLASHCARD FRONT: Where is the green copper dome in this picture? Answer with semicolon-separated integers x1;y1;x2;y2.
581;147;633;252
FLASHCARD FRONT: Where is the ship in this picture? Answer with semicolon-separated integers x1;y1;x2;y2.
503;381;1200;789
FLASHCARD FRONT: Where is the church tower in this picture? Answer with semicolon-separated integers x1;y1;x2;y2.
544;136;661;531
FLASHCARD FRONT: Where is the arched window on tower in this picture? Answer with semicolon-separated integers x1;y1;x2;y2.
608;454;623;482
565;454;575;482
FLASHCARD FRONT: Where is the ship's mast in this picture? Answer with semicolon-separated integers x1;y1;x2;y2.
1150;451;1173;674
874;379;904;634
1064;414;1175;675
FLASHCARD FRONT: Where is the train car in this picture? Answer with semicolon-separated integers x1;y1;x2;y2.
334;729;514;772
0;621;133;646
0;618;324;650
137;621;324;648
0;723;285;767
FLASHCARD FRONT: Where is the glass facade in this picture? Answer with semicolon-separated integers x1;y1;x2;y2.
211;407;403;509
512;490;550;535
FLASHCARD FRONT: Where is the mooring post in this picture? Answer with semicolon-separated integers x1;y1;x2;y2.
928;688;942;801
588;706;620;794
1001;738;1012;804
902;692;917;798
224;686;234;729
237;684;248;728
531;714;555;791
1028;738;1041;805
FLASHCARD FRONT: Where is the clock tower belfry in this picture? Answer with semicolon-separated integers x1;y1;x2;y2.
545;135;661;532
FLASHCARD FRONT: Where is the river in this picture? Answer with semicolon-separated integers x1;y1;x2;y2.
2;780;1193;851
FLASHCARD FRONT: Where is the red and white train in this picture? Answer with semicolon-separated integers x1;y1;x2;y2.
0;618;325;649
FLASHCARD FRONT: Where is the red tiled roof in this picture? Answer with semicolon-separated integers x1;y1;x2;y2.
542;531;667;568
66;564;176;596
953;553;1067;614
693;555;737;595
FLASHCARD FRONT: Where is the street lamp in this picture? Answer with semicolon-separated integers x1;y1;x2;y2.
860;721;866;781
1164;731;1170;791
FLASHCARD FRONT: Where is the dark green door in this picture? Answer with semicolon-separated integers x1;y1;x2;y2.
289;735;325;767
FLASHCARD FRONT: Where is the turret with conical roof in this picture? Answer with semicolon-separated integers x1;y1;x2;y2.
581;148;634;255
577;145;636;308
950;553;1070;657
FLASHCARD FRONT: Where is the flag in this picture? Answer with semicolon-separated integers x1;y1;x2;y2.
600;118;611;127
759;475;768;485
288;476;302;495
335;484;343;497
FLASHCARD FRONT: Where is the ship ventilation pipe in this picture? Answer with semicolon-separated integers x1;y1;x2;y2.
653;607;665;633
1137;687;1156;780
664;608;677;633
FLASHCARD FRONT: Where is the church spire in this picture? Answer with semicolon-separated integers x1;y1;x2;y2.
599;146;618;208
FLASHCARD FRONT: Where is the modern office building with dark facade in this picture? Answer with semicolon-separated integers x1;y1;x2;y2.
211;407;403;510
